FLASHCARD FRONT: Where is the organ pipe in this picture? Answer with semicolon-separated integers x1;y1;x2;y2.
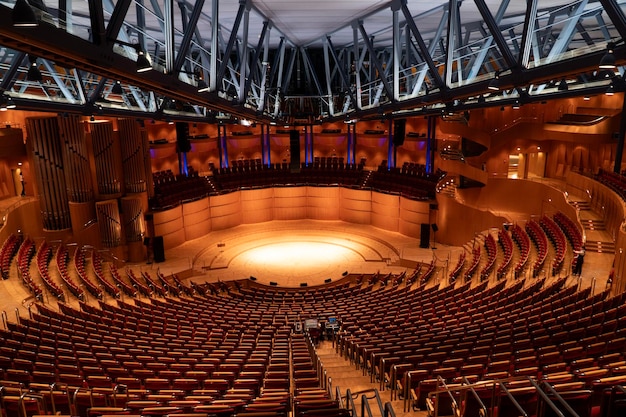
90;121;123;196
25;116;71;231
57;114;94;202
121;196;145;242
118;118;148;194
96;200;122;247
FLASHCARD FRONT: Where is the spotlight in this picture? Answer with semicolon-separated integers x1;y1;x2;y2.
599;41;617;70
197;79;209;93
583;96;591;101
12;0;38;27
557;78;568;91
512;100;520;109
606;83;615;96
27;55;42;82
112;81;124;94
90;115;95;121
0;95;16;111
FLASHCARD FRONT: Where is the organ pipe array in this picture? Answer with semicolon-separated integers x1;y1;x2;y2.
26;116;71;231
57;114;94;202
121;196;145;242
118;118;148;194
90;121;123;196
96;200;122;247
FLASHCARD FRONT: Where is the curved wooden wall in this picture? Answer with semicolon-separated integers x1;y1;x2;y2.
152;187;431;250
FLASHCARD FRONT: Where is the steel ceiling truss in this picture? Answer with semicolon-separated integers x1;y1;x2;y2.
0;0;626;122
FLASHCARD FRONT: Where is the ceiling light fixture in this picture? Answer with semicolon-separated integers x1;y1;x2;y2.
12;0;38;27
111;39;153;73
26;55;42;81
557;78;568;91
599;41;618;70
112;81;124;95
488;72;500;91
197;79;209;93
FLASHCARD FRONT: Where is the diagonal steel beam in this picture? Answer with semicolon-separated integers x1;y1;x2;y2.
217;0;248;89
88;0;106;45
0;51;26;92
598;0;626;41
520;0;539;68
474;0;516;72
399;0;445;90
244;20;270;105
105;0;133;41
542;1;588;65
358;21;393;100
173;0;205;73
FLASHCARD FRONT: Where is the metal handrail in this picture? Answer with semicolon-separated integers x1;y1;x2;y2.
537;380;580;417
462;376;488;417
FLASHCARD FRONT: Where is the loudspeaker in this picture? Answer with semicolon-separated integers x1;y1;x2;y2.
420;223;430;248
431;223;438;232
300;282;308;287
249;276;257;281
290;129;301;172
153;236;165;263
393;119;406;146
176;122;191;153
324;278;332;284
270;281;278;286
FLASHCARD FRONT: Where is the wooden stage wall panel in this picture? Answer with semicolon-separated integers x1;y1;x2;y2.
398;197;430;237
340;188;372;224
209;193;243;230
273;187;307;220
241;189;274;223
306;186;340;220
371;192;400;232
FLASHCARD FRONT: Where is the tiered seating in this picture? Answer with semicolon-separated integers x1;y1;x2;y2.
141;271;167;296
55;244;85;300
525;220;548;277
540;215;567;276
449;251;466;283
0;233;21;280
151;169;213;209
170;272;194;296
15;237;42;299
36;241;64;300
420;260;436;285
108;263;137;297
366;166;444;200
554;211;584;252
464;246;481;282
91;250;121;299
497;228;514;280
596;169;626;200
126;268;152;296
511;224;530;278
480;233;497;281
73;247;103;299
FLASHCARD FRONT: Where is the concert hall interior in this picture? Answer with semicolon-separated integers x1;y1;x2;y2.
2;1;626;417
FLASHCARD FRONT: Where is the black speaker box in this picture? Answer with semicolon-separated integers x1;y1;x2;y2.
176;122;191;153
290;129;301;172
393;119;406;146
420;223;430;248
153;236;165;263
431;223;438;232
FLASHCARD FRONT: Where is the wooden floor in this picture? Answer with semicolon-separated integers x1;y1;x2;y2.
0;183;617;417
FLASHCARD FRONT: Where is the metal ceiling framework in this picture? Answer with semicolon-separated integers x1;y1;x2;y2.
0;0;625;124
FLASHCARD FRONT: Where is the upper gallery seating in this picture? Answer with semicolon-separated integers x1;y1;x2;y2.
150;160;444;209
596;169;626;200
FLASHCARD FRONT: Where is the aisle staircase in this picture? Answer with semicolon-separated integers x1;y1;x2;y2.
569;199;615;254
315;340;419;417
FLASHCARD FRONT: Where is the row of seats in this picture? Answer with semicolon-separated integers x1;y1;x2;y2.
481;234;497;281
540;215;567;276
595;169;626;200
554;210;584;252
497;228;514;279
0;233;21;280
449;251;466;282
511;223;531;278
15;237;42;299
525;220;548;277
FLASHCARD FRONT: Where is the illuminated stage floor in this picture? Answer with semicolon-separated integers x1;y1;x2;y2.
154;219;451;287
